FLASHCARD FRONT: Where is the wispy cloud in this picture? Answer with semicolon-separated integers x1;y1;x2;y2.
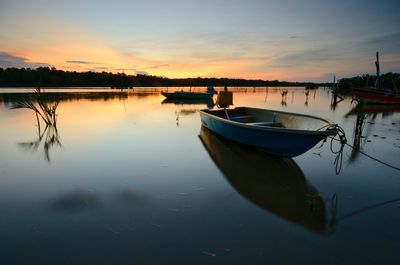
272;48;342;68
0;51;50;68
115;68;136;71
362;32;400;54
143;64;169;69
65;60;99;64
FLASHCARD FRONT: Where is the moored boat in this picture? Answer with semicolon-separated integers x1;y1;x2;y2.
161;86;216;100
352;52;400;104
199;107;336;157
354;92;400;105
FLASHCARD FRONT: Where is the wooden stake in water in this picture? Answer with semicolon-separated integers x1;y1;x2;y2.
375;51;380;89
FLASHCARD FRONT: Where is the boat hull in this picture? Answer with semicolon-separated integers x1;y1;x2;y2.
161;91;214;100
354;93;400;105
200;107;335;157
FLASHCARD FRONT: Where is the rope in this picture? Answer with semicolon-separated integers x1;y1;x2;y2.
329;124;400;174
344;141;400;171
329;125;347;174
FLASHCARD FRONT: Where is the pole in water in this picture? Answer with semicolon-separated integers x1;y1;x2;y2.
375;51;380;89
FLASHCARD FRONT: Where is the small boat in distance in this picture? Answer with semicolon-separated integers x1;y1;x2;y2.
353;92;400;104
200;107;337;157
161;98;214;105
352;52;400;104
161;86;216;100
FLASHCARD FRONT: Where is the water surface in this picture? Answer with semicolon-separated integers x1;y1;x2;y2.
1;87;399;265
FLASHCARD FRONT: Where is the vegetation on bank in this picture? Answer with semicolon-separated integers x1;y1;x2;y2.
0;67;314;87
338;72;400;91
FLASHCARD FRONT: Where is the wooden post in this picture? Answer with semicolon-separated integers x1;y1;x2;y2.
375;51;380;89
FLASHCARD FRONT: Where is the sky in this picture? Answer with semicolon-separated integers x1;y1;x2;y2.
0;0;399;82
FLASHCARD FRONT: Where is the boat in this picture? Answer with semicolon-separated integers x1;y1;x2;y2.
161;86;216;100
199;126;327;234
199;107;337;157
161;98;215;107
352;52;400;104
353;92;400;105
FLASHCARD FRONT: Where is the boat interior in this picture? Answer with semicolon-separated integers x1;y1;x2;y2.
203;107;331;131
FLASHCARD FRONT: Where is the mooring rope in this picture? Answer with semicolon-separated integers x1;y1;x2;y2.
329;124;400;174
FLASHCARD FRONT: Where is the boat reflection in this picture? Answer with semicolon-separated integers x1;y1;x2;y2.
199;126;327;234
346;101;400;117
161;98;215;108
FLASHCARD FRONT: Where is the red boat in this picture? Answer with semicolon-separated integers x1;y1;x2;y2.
354;92;400;104
352;52;400;104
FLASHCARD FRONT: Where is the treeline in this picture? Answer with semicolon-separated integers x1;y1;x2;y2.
0;67;313;87
338;72;400;90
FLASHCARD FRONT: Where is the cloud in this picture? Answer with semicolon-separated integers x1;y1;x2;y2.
274;48;334;67
114;68;137;71
143;64;169;69
0;51;50;68
65;60;98;64
363;32;400;54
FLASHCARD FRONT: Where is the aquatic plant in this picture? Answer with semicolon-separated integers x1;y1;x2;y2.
11;87;61;162
11;87;59;126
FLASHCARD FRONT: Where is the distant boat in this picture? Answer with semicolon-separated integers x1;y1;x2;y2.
161;98;214;106
353;92;400;105
199;107;336;157
161;86;216;100
199;126;327;234
352;52;400;104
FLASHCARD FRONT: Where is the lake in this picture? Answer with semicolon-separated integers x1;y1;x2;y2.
0;87;399;265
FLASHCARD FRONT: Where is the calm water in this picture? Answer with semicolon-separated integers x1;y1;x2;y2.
0;87;400;265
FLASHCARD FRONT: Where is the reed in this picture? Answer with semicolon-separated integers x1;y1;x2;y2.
11;87;59;126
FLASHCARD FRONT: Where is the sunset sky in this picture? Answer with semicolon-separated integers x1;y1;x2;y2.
0;0;399;81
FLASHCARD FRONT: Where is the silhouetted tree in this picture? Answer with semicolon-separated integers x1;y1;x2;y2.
0;67;325;87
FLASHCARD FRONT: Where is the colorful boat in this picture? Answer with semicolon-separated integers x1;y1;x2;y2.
354;92;400;105
199;126;327;234
161;86;216;100
161;98;215;107
199;107;336;157
352;52;400;104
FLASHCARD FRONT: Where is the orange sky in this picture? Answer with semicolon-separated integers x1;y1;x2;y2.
1;0;399;82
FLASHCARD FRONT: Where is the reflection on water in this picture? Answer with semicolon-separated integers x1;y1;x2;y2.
280;89;288;106
18;124;61;162
199;126;327;234
349;102;368;162
50;189;99;212
1;87;400;264
162;97;215;127
330;90;344;111
304;90;309;107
